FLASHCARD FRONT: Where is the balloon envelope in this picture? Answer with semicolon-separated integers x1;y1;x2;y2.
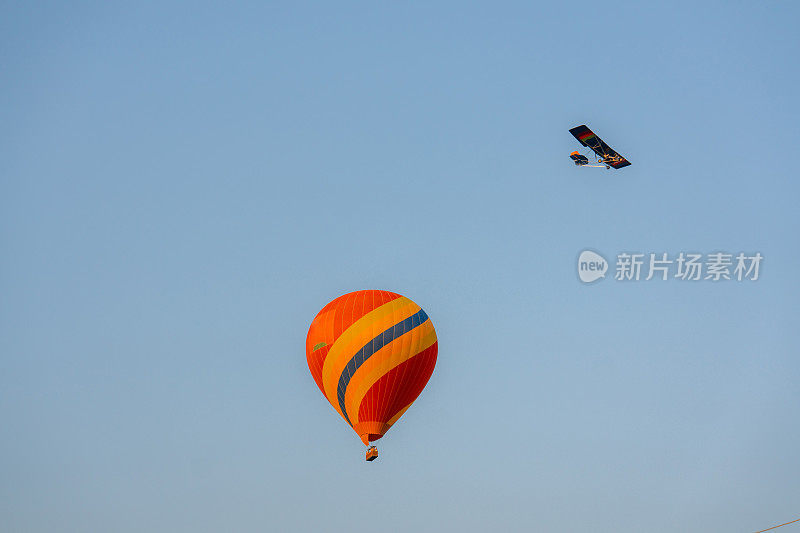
306;290;438;445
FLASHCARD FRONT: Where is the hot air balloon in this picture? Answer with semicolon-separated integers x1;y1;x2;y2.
306;290;438;461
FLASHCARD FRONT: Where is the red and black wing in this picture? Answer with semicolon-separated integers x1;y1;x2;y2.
569;125;631;169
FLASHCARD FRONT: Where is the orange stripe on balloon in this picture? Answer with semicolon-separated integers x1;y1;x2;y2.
306;344;330;394
343;320;437;425
386;403;413;427
306;291;403;387
385;342;437;423
356;342;438;429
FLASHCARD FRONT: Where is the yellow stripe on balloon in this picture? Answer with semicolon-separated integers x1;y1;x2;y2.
344;320;437;424
321;296;420;419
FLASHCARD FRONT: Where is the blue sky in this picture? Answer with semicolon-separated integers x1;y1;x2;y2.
2;2;799;532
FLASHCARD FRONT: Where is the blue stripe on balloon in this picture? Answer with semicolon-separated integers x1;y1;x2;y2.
336;308;429;425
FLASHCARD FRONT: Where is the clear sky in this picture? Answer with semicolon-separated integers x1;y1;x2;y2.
2;2;799;532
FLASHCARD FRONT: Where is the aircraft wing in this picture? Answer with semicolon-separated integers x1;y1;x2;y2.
569;125;631;169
